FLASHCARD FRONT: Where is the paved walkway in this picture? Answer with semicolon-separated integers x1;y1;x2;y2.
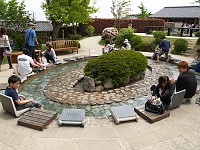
0;36;200;150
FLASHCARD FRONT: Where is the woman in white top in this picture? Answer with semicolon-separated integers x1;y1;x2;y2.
0;27;13;71
44;43;57;63
122;39;131;50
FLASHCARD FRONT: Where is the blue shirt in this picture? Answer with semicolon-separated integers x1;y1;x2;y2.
25;28;36;46
5;87;19;108
159;39;170;52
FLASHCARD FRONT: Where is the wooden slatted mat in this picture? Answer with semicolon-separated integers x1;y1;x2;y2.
134;105;170;123
18;108;57;131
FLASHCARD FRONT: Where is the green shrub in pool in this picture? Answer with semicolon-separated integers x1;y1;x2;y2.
84;50;147;86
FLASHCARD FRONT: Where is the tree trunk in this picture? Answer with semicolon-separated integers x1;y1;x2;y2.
52;20;63;41
72;23;77;35
45;0;63;40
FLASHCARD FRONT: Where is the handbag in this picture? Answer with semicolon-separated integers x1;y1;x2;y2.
3;48;12;56
3;37;12;57
145;99;165;114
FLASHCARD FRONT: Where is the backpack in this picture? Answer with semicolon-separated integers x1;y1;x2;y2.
145;100;165;114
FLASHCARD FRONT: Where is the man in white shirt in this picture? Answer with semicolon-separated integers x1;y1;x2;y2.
17;49;39;75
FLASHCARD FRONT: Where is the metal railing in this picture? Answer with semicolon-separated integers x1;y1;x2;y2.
146;26;199;37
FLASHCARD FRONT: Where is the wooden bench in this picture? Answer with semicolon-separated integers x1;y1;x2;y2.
134;105;170;123
18;108;57;131
11;50;41;63
48;40;78;54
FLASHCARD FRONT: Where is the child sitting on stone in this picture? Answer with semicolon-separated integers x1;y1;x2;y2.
151;45;162;60
5;75;42;110
33;53;46;69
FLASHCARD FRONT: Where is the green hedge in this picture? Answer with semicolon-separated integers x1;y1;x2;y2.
114;28;142;48
197;37;200;45
85;25;95;37
14;34;24;50
101;34;109;41
134;42;156;52
152;31;166;45
195;31;200;37
84;50;147;86
73;40;81;48
70;34;82;40
171;38;188;54
14;34;42;51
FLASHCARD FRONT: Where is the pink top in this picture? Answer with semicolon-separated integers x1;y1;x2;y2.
33;58;45;67
104;44;112;53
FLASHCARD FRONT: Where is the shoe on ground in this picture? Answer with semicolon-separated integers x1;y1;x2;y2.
182;98;191;104
195;98;200;105
35;103;42;108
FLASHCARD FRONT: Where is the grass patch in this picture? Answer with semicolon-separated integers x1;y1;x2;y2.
166;38;176;45
140;36;176;45
141;36;154;44
2;56;10;64
98;39;106;46
99;35;185;46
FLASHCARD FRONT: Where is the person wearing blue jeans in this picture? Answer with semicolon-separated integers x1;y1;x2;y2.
157;37;170;63
25;22;38;59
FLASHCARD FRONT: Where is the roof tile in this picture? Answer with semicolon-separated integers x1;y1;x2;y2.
35;21;53;32
149;6;200;18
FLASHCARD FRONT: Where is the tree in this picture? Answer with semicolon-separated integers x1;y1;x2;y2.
194;0;200;3
0;0;6;19
42;0;97;40
0;0;30;39
192;0;200;27
137;2;152;18
67;0;97;35
42;0;69;40
111;0;131;30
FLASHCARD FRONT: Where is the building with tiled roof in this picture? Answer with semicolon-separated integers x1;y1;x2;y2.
149;6;200;24
34;21;53;43
35;21;53;32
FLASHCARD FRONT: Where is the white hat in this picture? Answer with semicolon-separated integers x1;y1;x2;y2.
123;39;129;43
28;22;35;26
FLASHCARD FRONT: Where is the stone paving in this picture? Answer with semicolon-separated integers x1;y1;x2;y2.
0;36;200;150
44;59;178;106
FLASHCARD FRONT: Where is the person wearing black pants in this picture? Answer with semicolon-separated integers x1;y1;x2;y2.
44;43;57;63
0;27;13;71
24;23;38;59
151;76;175;106
171;61;197;103
45;53;55;63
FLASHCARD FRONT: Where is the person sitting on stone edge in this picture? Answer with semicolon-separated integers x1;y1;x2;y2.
5;75;42;110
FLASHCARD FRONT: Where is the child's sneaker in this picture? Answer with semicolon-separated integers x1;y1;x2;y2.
34;103;42;108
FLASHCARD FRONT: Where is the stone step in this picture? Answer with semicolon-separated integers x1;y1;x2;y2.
183;53;191;57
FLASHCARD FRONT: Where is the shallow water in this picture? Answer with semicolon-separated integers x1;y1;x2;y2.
19;60;197;117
